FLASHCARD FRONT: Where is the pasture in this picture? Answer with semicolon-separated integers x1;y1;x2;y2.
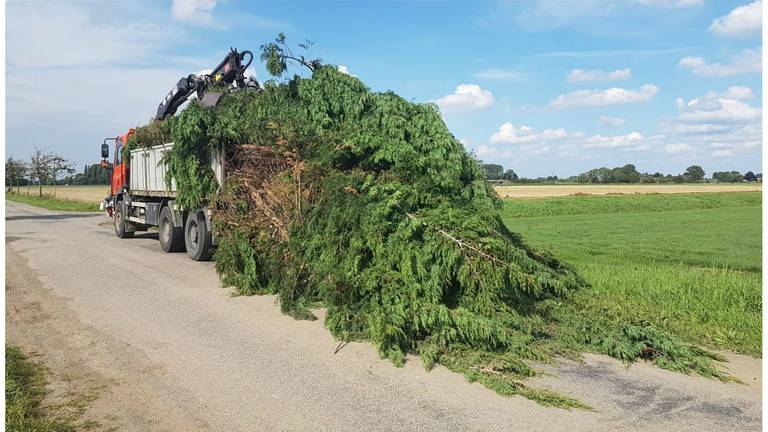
501;192;762;355
494;183;762;198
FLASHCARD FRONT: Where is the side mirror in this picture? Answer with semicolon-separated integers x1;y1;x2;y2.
101;143;109;159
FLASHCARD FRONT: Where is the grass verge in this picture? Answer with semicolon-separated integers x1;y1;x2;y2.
6;192;100;212
6;346;75;432
501;192;761;356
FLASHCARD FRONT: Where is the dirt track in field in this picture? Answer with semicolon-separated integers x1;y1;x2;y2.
494;183;762;198
11;185;109;203
5;200;762;431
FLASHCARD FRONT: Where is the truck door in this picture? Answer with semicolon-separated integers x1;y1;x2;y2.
111;137;125;196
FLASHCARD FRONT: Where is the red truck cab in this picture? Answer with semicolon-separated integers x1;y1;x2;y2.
100;129;134;215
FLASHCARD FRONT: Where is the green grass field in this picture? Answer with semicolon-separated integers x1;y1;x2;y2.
6;192;100;212
501;192;762;356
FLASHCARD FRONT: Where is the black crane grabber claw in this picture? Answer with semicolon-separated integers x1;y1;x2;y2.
154;48;257;121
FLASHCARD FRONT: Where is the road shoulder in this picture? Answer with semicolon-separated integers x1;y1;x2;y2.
6;238;206;431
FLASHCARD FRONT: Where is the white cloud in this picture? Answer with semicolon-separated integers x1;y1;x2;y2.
475;145;514;158
337;65;357;77
432;84;495;113
676;95;761;123
708;1;762;38
599;115;627;126
721;86;755;100
6;3;175;68
678;48;762;76
473;69;527;81
664;88;762;160
636;0;704;8
172;0;217;26
664;123;731;134
708;140;761;158
488;123;658;154
515;0;617;31
566;68;631;82
550;84;659;109
490;123;568;145
476;145;493;156
664;142;693;154
712;149;736;157
581;131;646;149
710;141;760;150
4;1;239;168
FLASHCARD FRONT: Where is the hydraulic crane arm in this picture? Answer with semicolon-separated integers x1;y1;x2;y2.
155;48;256;121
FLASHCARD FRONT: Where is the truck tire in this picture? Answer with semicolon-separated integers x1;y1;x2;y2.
159;206;184;252
185;209;213;261
114;201;134;238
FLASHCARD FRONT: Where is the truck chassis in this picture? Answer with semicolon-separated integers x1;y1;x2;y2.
103;141;224;261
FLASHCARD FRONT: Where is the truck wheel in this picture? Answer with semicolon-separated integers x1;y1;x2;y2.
159;206;184;252
185;210;213;261
114;201;134;238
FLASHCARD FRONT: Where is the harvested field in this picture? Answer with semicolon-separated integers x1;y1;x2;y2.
9;185;109;203
494;183;761;199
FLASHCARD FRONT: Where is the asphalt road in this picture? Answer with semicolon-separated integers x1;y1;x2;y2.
5;201;762;431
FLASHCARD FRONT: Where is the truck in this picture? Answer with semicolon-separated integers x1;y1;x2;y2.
99;48;256;261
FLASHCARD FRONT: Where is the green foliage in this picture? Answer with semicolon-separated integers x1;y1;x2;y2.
437;344;590;409
259;32;322;77
502;169;518;181
713;171;744;183
6;157;27;187
61;164;110;185
6;346;74;432
576;164;641;184
551;311;729;380
683;165;705;182
482;163;504;180
128;41;733;405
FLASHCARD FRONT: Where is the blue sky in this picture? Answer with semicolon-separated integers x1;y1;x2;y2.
5;0;763;177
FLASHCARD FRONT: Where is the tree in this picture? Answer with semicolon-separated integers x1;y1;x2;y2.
482;163;504;180
577;167;612;183
713;171;743;183
50;154;75;197
683;165;705;182
744;171;757;182
28;148;71;197
29;148;53;196
260;33;322;76
502;169;518;181
5;157;26;193
612;164;640;183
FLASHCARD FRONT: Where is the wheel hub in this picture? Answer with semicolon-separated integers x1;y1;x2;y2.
162;219;170;242
190;221;199;246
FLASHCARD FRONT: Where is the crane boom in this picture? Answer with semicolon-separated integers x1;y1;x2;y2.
155;48;255;121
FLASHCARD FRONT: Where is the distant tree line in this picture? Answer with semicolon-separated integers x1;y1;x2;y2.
482;164;519;181
5;149;108;197
480;162;761;184
61;164;111;185
712;171;757;183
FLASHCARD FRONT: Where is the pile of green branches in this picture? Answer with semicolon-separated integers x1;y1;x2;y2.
128;37;729;406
